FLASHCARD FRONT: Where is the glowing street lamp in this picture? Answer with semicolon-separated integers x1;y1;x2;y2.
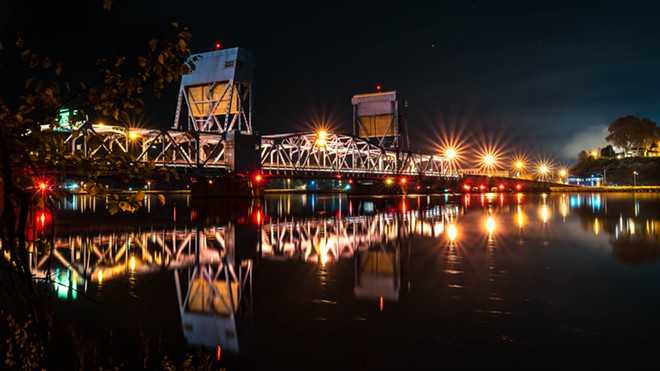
316;130;327;149
515;161;524;177
483;154;495;176
444;147;457;176
633;170;638;187
539;165;548;181
559;169;567;184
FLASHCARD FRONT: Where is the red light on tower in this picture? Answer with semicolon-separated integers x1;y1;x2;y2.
376;85;381;92
215;42;222;50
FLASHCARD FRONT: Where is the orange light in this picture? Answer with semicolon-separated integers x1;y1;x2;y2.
39;212;45;227
516;184;522;190
479;185;485;190
39;182;48;191
216;346;222;361
499;184;505;190
254;210;262;225
348;179;353;184
400;177;407;184
463;184;471;191
254;174;263;183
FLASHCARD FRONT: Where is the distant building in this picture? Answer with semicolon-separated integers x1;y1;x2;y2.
567;174;603;187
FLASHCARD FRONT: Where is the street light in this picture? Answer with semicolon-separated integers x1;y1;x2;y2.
559;169;567;184
538;165;548;181
445;148;457;176
515;161;524;178
484;154;495;176
316;130;327;148
633;170;638;187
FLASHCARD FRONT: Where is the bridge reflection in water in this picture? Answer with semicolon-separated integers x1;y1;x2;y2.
30;194;457;354
28;191;660;365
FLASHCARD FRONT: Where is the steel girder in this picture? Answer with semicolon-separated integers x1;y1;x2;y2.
260;132;450;179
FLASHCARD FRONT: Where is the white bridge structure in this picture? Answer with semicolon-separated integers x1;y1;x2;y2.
52;47;458;181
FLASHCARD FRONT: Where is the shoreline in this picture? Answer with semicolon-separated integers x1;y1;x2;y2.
549;185;660;192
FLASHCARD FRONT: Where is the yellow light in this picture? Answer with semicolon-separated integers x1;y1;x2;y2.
447;223;457;241
97;270;103;283
446;148;456;159
484;155;494;165
486;216;495;234
516;161;523;169
517;209;524;229
540;165;548;174
316;130;327;148
128;131;139;140
594;218;600;235
541;204;549;223
385;178;394;185
129;256;136;271
560;169;567;177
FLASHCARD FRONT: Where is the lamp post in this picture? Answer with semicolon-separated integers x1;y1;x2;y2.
633;170;638;187
445;148;456;176
559;169;567;184
515;161;524;178
484;154;494;176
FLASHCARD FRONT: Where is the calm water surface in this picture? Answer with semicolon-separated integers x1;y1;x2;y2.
43;192;660;370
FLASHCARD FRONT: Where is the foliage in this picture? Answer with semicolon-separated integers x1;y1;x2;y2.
605;115;660;154
1;311;45;369
0;3;198;368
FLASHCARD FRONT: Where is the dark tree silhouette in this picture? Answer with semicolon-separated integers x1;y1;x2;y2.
605;115;660;155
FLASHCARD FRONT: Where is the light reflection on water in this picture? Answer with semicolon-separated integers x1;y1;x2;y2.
38;192;660;369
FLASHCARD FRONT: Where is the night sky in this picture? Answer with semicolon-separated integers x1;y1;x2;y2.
3;1;660;164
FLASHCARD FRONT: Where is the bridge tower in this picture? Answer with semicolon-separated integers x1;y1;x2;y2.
173;47;256;134
172;47;261;183
352;90;410;151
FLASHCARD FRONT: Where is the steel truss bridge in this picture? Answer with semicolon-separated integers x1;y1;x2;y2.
52;47;458;182
58;124;452;180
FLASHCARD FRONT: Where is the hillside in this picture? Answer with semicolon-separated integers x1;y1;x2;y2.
570;157;660;186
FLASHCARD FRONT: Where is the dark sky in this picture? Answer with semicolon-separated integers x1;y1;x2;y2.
3;0;660;164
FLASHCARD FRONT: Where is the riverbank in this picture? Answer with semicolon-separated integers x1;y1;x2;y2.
550;185;660;192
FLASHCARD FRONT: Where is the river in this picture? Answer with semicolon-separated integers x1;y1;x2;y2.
39;191;660;370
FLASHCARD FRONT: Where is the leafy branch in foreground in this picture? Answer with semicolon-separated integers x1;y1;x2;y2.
1;11;198;368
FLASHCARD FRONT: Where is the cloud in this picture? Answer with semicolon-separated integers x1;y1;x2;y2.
561;125;609;159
